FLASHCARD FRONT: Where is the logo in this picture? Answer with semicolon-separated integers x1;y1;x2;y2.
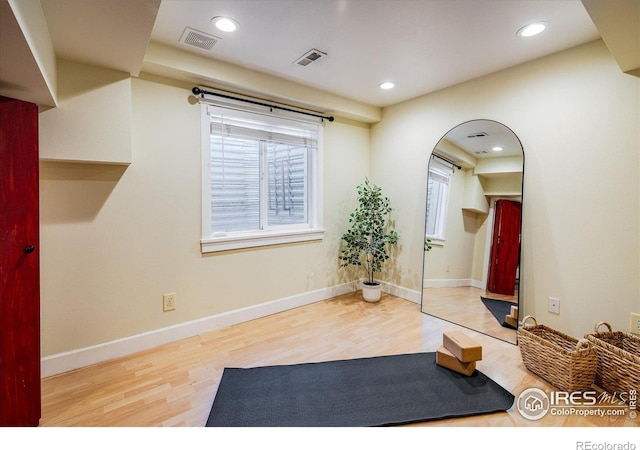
516;387;550;420
517;388;636;420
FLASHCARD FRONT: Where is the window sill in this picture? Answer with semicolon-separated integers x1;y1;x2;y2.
201;228;325;253
426;237;445;247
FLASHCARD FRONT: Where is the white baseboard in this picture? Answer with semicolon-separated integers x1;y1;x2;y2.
422;278;482;289
41;282;358;378
42;281;421;378
382;281;421;304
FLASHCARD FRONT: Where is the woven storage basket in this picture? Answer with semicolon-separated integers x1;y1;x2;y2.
518;316;597;392
585;322;640;397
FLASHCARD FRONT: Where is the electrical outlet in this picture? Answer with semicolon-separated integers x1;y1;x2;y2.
548;297;560;314
163;293;176;312
631;313;640;336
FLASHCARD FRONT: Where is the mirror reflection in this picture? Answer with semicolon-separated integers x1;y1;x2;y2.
421;120;523;344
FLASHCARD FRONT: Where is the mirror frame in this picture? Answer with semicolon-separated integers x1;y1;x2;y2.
421;119;524;344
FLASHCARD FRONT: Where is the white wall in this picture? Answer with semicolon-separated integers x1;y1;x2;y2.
39;75;370;357
39;60;132;164
39;39;640;367
371;40;640;338
423;167;478;283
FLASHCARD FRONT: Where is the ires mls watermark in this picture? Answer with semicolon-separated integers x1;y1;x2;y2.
516;387;637;421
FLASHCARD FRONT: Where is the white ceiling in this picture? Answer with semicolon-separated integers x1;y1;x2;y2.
149;0;601;107
441;120;523;160
3;0;631;111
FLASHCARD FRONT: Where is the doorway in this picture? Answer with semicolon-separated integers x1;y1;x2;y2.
487;199;521;296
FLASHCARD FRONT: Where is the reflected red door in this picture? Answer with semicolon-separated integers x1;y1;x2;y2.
487;199;521;296
0;96;41;426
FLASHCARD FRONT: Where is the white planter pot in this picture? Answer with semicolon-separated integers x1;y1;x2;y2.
361;281;382;302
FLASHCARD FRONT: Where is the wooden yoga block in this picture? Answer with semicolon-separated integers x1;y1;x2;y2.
443;331;482;362
510;305;519;319
436;346;476;376
504;314;518;328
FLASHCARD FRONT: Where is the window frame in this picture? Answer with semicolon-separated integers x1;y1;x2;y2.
425;159;453;246
200;101;324;253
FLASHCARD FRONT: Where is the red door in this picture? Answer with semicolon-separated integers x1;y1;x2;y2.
487;199;521;296
0;96;41;426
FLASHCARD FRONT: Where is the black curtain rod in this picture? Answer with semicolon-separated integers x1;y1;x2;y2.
192;87;334;122
432;153;462;170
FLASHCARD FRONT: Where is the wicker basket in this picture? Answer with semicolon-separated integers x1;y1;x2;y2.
585;322;640;397
518;316;598;392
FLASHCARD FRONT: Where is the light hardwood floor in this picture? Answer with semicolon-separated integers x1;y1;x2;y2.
40;292;637;428
422;286;518;343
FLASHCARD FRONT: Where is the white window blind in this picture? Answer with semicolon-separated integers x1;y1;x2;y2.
201;104;324;252
425;160;453;243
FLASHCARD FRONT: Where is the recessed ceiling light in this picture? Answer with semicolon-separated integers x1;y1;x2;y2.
211;16;239;33
379;81;395;90
492;146;504;152
517;22;548;38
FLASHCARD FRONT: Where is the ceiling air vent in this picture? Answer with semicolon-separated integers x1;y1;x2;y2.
179;27;221;52
466;132;488;138
293;49;327;67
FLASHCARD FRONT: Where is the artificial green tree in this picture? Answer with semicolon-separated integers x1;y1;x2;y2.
339;179;399;285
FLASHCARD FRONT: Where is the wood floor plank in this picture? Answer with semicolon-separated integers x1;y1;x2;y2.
422;286;518;342
40;292;638;428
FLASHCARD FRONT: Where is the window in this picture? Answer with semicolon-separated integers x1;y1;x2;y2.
425;159;452;245
201;103;324;252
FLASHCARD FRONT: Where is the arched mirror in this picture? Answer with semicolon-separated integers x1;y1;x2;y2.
421;120;524;344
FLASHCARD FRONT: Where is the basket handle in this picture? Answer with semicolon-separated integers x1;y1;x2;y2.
522;315;537;327
594;322;612;333
576;339;592;351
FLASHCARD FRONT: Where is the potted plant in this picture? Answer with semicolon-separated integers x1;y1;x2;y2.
339;179;399;302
